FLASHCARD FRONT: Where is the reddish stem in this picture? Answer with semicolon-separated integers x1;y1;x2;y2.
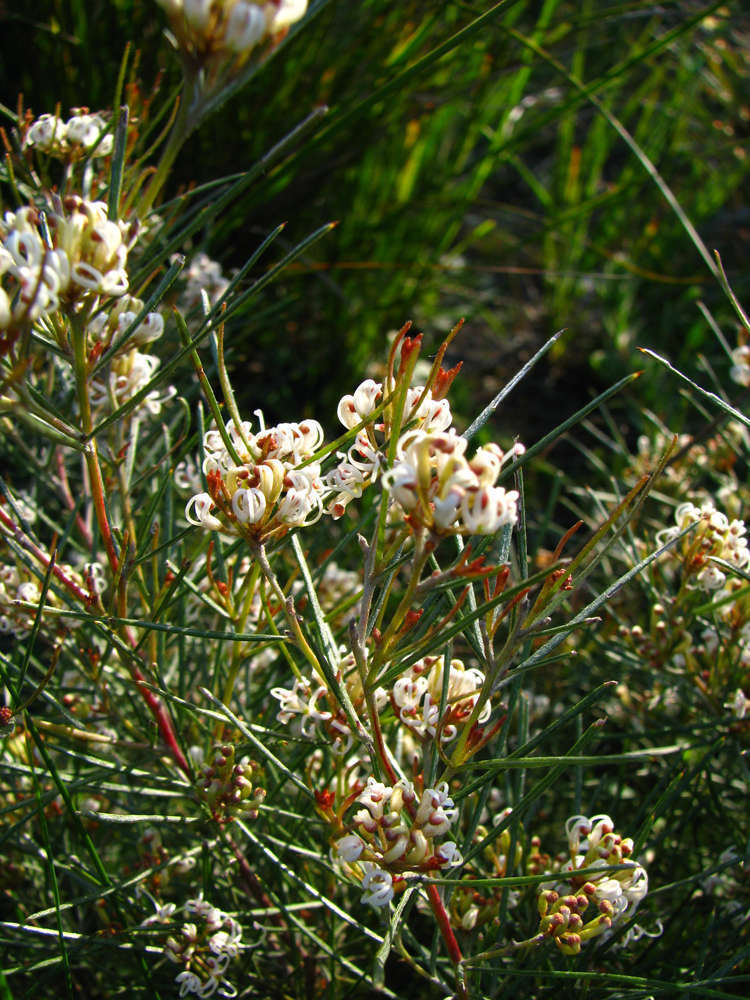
83;442;120;574
0;507;92;605
426;883;467;999
130;663;189;775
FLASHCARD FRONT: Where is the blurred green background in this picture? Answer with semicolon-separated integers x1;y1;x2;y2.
2;0;748;439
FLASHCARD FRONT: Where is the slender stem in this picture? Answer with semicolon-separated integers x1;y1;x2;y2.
221;560;261;705
55;447;92;546
69;321;189;775
252;541;326;682
426;883;467;999
368;531;429;682
0;507;95;607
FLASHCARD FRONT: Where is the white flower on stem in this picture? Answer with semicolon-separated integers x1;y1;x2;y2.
337;379;382;429
185;493;224;532
334;834;365;862
405;386;453;432
436;841;463;867
460;485;520;533
391;655;489;743
24;114;68;153
176;971;205;998
140;902;177;927
270;676;332;737
414;783;458;837
360;863;394;908
724;689;749;719
265;0;308;32
730;345;750;387
231;488;266;525
696;563;726;590
356;777;392;822
65;111;112;154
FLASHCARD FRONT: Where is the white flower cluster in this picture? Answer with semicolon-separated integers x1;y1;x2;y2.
185;412;326;538
157;0;308;60
730;344;750;387
90;347;176;417
328;377;525;534
178;251;230;313
657;499;750;590
84;292;176;417
0;565;42;637
270;652;386;748
0;560;103;638
23;109;112;158
271;652;493;752
86;293;165;350
0;197;137;333
392;654;490;742
533;812;650;955
326;379;451;519
149;894;242;998
333;777;463;908
183;369;524;542
724;688;749;719
562;813;649;928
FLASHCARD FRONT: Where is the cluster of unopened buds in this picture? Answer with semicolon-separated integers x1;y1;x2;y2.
535;813;649;953
143;894;242;998
196;743;265;823
157;0;307;67
0;197;138;340
185;412;326;539
332;777;463;908
656;499;749;590
22;109;112;159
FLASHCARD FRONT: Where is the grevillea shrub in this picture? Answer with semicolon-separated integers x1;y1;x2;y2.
0;4;748;999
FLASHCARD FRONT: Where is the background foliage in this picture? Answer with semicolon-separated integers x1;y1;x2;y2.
3;1;748;427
